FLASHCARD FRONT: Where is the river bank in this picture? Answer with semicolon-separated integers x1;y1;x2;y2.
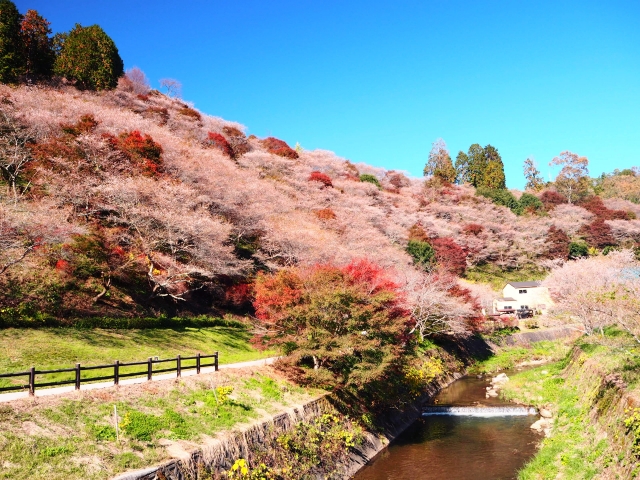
499;328;640;478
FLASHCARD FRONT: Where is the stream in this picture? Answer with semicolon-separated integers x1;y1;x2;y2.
353;373;541;480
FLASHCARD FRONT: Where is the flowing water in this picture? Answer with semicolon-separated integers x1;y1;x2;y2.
353;374;541;480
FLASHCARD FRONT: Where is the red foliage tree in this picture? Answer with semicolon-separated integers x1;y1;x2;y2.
544;225;570;260
19;9;54;76
104;130;163;176
252;260;409;387
205;132;234;158
462;223;483;236
581;219;617;249
577;195;631;221
308;171;333;187
539;190;568;211
431;237;467;276
261;137;299;159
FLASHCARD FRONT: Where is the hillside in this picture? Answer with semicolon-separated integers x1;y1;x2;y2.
1;83;640;323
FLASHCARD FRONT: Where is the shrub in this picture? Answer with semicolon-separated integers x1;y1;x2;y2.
104;130;163;175
205;132;234;158
569;241;589;259
146;106;169;125
476;187;519;213
178;106;201;121
222;126;251;158
308;171;332;187
314;208;336;220
60;114;98;136
54;24;124;90
539;190;568;211
406;239;435;268
359;173;381;189
518;193;544;215
408;224;430;242
261;137;298;159
462;223;483;236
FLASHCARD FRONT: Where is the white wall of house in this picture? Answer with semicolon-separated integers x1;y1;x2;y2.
502;284;553;313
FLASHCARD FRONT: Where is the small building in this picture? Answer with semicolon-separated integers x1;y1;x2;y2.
492;281;552;315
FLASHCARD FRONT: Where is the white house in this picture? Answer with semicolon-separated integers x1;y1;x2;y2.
492;281;553;315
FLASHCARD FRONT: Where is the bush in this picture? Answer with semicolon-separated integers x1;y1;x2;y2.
569;241;589;259
222;126;251;158
54;24;123;90
60;114;99;136
205;132;234;158
539;190;568;211
178;106;201;121
518;193;544;215
261;137;298;159
104;130;163;175
314;208;336;220
406;239;435;268
462;223;483;236
359;173;381;189
578;195;631;221
476;187;519;213
308;171;332;187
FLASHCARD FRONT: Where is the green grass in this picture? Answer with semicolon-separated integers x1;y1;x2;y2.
496;331;640;479
0;327;275;388
464;263;546;291
469;340;570;374
0;370;320;480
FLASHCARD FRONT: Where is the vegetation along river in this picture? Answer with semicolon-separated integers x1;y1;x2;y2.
353;373;541;480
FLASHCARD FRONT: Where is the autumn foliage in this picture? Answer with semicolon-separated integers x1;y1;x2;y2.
261;137;299;159
205;132;234;158
308;171;333;187
104;130;163;175
253;260;409;387
539;190;568;211
431;237;467;276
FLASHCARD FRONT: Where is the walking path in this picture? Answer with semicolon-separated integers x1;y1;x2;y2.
0;356;277;403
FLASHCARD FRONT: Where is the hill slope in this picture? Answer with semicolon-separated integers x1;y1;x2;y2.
1;84;639;322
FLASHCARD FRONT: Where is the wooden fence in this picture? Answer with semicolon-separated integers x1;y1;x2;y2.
0;352;218;396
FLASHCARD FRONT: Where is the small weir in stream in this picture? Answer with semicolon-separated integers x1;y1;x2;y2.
353;373;541;480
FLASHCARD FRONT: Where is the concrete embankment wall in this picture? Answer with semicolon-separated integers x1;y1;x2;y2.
113;372;464;480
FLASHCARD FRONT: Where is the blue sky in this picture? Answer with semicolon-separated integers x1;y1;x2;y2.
17;1;640;188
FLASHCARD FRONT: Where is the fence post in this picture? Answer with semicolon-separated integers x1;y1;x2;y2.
196;353;201;374
177;355;181;378
75;363;81;390
215;352;219;372
147;357;153;381
29;367;35;396
114;360;120;386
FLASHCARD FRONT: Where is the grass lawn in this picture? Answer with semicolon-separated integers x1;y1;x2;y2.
0;368;322;480
0;327;275;389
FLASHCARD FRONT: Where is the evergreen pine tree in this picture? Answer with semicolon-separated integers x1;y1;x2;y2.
54;24;123;90
0;0;24;83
